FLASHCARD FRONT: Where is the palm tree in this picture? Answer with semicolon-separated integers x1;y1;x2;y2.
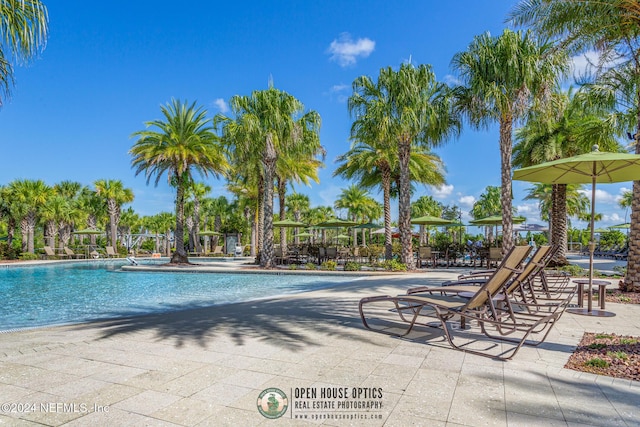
187;182;211;253
349;63;460;269
0;185;15;246
411;196;444;245
286;192;310;245
524;183;589;236
471;186;503;243
216;87;320;268
131;99;228;264
513;88;621;264
305;206;334;244
0;0;48;105
451;28;569;255
509;0;640;289
335;136;446;260
8;179;50;253
94;179;134;250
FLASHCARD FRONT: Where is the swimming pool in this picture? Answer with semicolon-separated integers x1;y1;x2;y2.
0;262;358;330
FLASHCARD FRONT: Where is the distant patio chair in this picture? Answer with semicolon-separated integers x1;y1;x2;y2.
64;247;85;259
211;245;224;256
105;246;118;258
43;246;67;259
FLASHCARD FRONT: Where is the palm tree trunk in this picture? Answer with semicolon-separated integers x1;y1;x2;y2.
193;200;203;253
551;184;568;266
398;136;414;269
499;116;514;254
293;210;301;245
87;215;97;246
20;218;28;253
108;199;118;248
171;179;190;264
625;102;640;291
257;177;264;262
382;168;393;260
261;135;277;268
278;177;287;254
45;220;56;248
26;211;36;254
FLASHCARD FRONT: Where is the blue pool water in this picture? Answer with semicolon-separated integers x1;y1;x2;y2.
0;262;357;330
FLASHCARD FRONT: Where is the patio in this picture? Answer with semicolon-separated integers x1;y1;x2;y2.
0;270;638;426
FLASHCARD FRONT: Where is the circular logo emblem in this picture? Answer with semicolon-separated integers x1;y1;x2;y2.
257;388;288;419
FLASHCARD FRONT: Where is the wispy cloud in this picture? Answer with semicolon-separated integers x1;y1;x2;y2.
213;98;229;113
458;195;475;208
431;184;454;199
327;33;375;67
578;188;617;204
444;74;461;86
327;84;350;103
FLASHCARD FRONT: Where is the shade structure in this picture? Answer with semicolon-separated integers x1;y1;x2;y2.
314;218;358;228
294;232;314;238
73;228;104;235
469;215;526;226
272;219;307;227
609;223;631;230
411;215;453;226
513;145;640;316
198;230;222;236
513;223;548;232
354;222;382;229
335;234;350;240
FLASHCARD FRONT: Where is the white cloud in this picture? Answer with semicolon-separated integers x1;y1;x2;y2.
578;188;617;204
213;98;229;113
444;74;461;86
328;84;350;103
458;195;475;208
327;33;375;67
571;51;599;79
431;184;454;199
602;213;624;223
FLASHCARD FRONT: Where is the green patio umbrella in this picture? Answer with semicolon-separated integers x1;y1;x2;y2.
198;230;222;236
513;145;640;316
410;215;453;225
354;222;381;229
315;218;358;228
273;219;307;227
609;223;631;230
73;228;104;235
469;215;526;225
294;232;314;238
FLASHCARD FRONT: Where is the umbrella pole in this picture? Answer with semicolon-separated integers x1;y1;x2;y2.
587;176;595;313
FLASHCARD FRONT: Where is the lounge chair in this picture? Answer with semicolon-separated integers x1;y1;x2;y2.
64;247;85;259
359;246;563;360
105;246;118;258
211;245;224;256
43;246;67;259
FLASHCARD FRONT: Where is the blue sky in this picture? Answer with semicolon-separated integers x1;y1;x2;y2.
0;0;632;231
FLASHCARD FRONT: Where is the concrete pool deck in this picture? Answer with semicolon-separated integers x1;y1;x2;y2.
0;268;639;426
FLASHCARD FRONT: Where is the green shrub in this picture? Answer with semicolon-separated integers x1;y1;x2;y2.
321;260;337;271
344;261;361;271
606;351;628;360
584;358;609;368
305;262;317;270
587;343;607;350
620;338;638;345
288;264;298;270
19;252;40;261
595;334;613;339
557;264;586;277
383;259;407;271
0;242;20;260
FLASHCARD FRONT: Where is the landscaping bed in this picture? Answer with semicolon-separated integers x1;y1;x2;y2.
565;332;640;382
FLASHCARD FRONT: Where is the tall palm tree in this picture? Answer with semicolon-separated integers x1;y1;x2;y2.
471;185;503;243
305;205;334;244
0;0;48;105
336;136;446;259
286;192;310;245
334;185;379;245
509;0;640;289
451;28;569;255
524;183;589;235
411;196;444;245
187;182;211;253
94;179;134;250
131;99;228;264
513;88;621;264
9;179;50;253
349;63;460;269
216;87;320;268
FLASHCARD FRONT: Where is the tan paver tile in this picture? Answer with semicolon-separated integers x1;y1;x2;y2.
152;397;222;425
191;382;253;406
113;390;181;416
